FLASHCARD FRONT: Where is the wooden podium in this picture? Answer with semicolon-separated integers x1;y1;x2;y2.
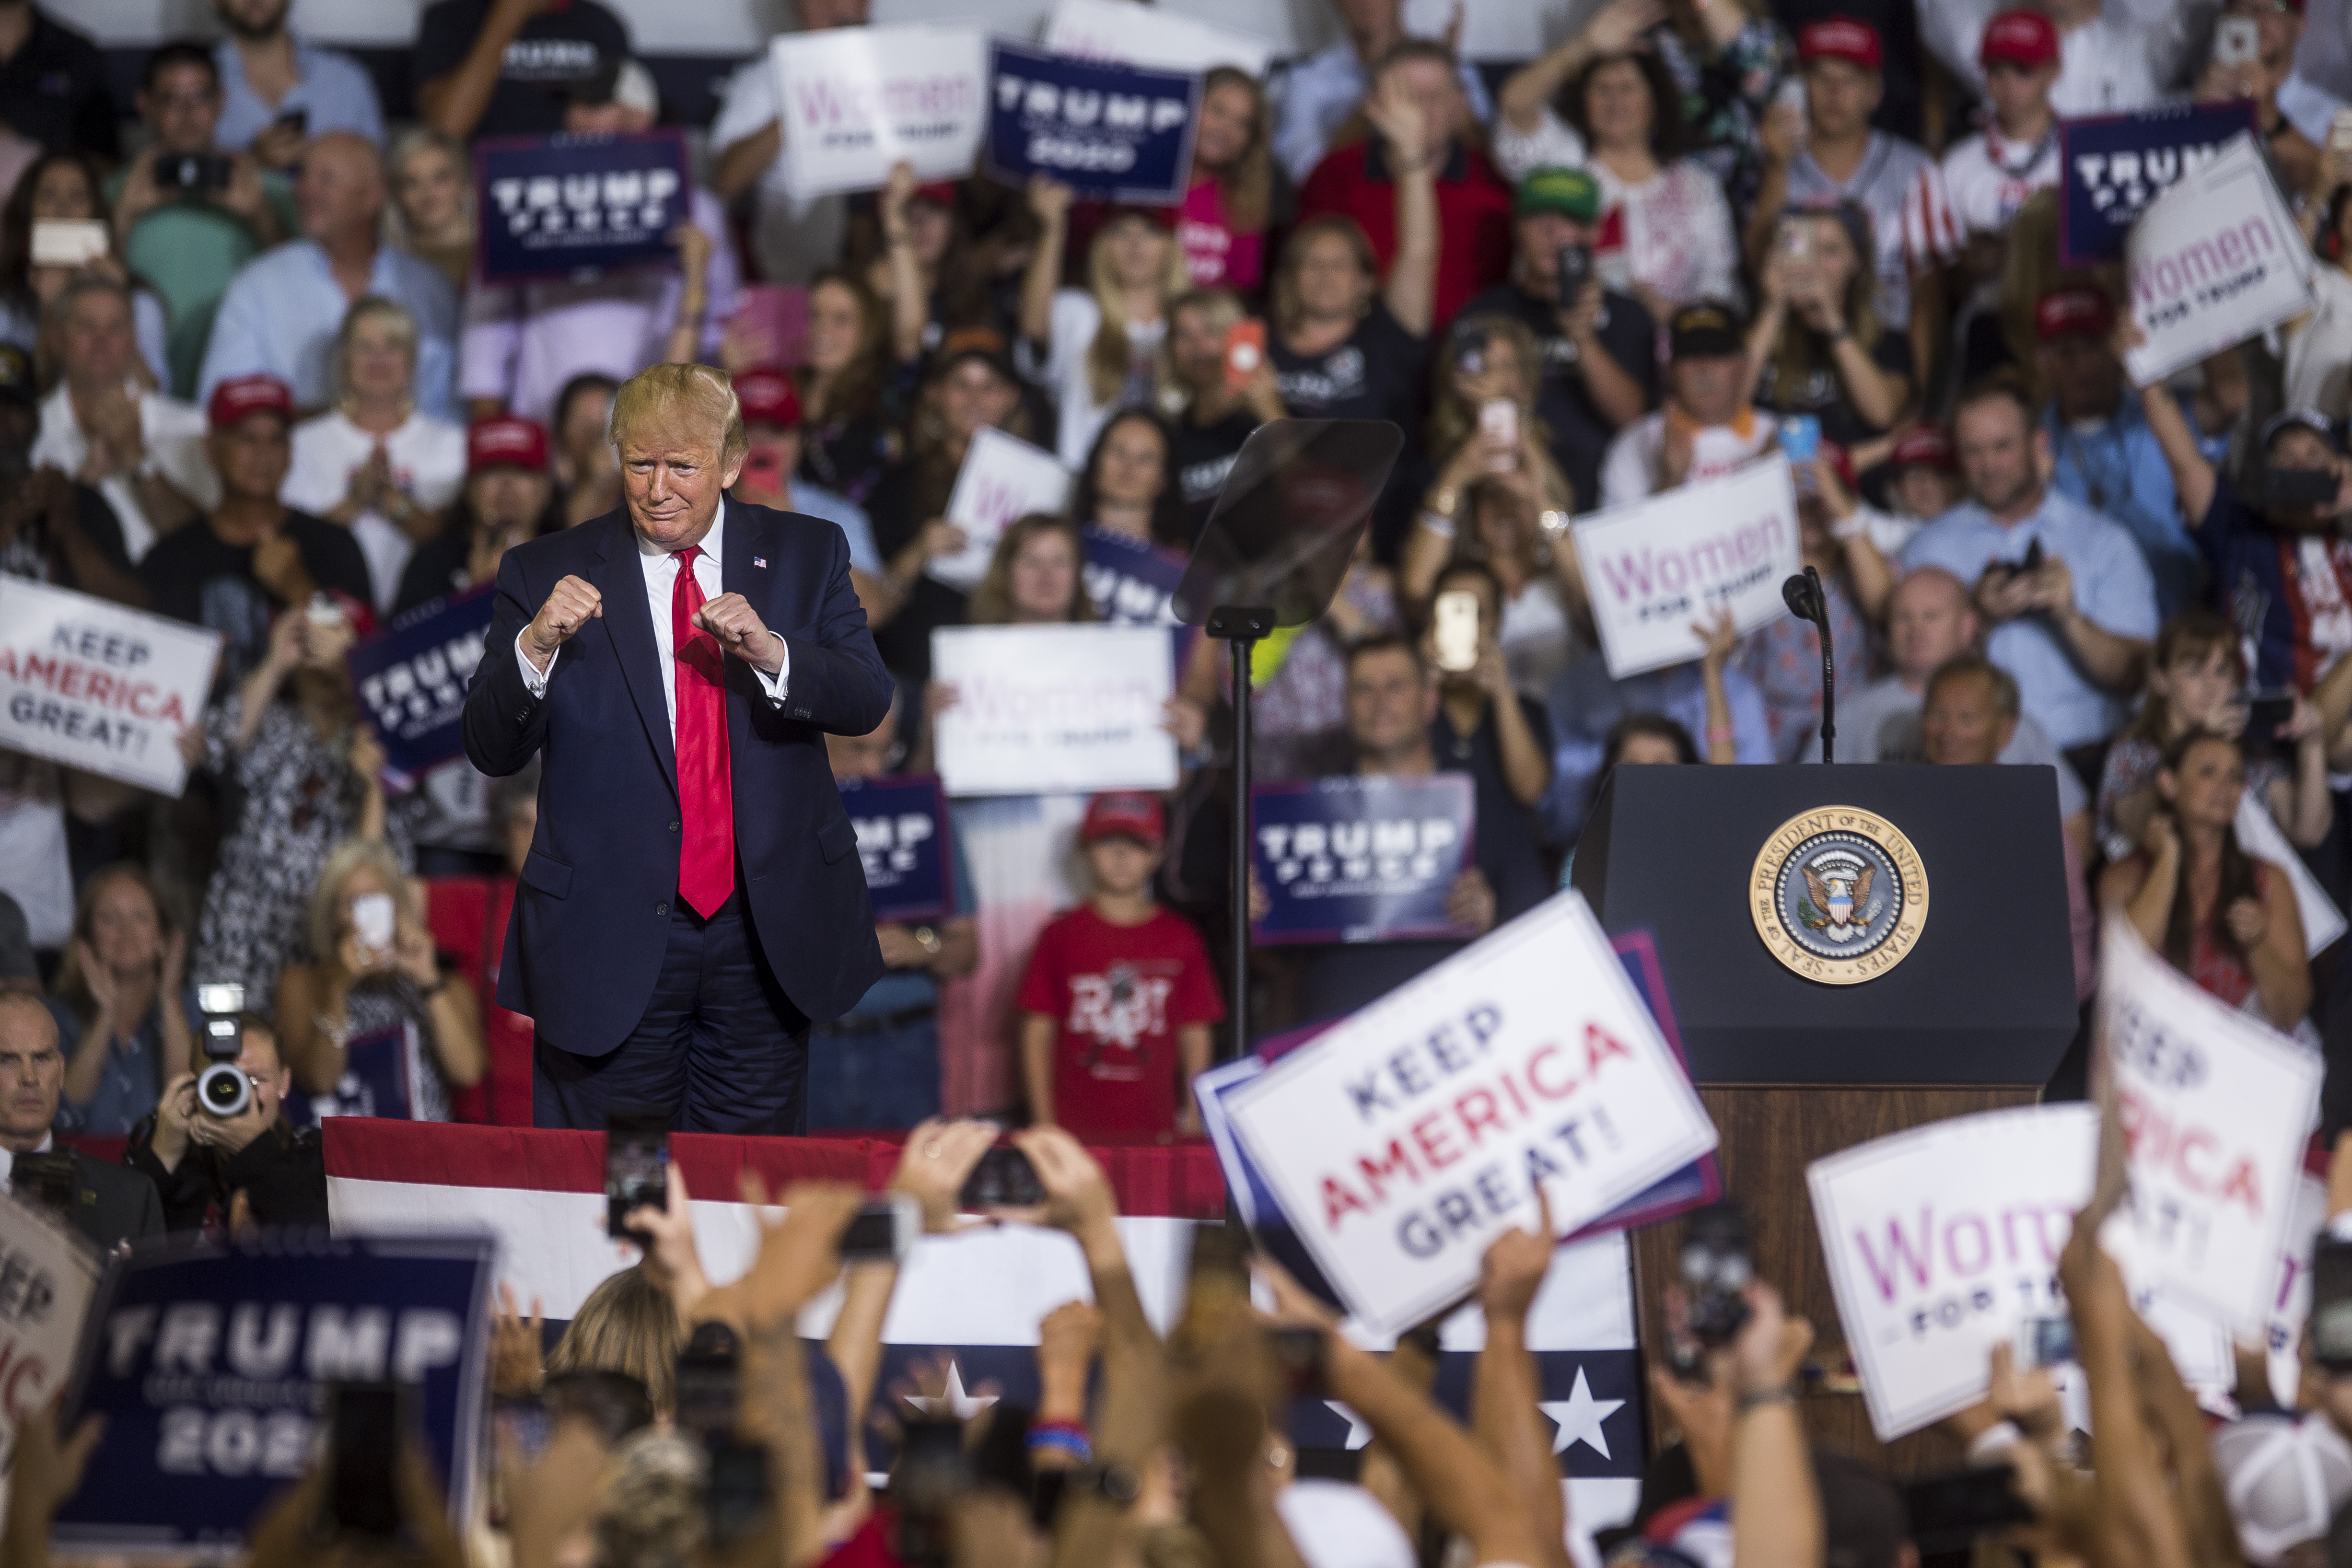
1573;765;2078;1474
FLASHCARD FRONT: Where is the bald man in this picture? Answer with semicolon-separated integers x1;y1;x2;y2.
199;128;459;418
1803;566;2093;860
0;995;163;1250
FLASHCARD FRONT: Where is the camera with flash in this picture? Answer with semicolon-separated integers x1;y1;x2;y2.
194;982;253;1118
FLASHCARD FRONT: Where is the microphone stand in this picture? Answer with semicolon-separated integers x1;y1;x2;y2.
1809;564;1835;765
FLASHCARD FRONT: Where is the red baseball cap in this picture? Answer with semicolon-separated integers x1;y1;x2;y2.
2034;284;2115;342
1817;438;1858;495
1889;423;1959;473
468;415;549;473
910;181;959;209
1979;8;2060;69
206;373;294;430
1798;17;1883;70
1081;791;1165;849
734;367;802;430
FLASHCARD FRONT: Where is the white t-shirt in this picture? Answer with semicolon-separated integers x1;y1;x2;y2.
1498;575;1577;698
708;53;850;287
0;763;70;950
1274;1481;1416;1568
1598;408;1780;509
1939;126;2062;241
30;382;218;563
2287;264;2352;421
280;410;467;612
1025;288;1166;468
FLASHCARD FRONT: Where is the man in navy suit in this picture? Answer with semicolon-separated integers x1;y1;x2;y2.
463;362;893;1133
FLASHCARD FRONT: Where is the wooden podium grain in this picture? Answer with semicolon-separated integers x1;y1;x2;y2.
1632;1083;2041;1475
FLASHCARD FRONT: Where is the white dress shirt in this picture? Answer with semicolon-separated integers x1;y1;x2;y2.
31;380;220;563
0;1133;57;1190
517;501;791;734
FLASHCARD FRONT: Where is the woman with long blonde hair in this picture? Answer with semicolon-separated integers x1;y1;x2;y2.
1019;178;1192;466
1182;67;1283;295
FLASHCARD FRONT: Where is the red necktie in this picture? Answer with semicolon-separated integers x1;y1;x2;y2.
670;545;735;918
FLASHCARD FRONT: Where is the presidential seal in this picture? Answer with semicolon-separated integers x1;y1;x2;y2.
1749;806;1929;985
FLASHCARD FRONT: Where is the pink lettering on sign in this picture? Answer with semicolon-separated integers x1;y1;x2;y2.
1593;512;1787;603
2133;214;2280;308
1851;1203;2073;1302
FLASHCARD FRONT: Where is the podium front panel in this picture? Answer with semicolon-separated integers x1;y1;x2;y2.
1572;764;2077;1085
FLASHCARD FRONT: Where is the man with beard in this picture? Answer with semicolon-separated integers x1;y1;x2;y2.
1902;376;2156;749
208;0;384;161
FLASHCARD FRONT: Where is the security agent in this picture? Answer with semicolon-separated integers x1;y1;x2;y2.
126;1011;326;1231
0;993;163;1249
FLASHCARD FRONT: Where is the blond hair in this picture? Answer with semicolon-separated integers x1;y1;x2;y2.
333;295;419;406
609;362;748;469
307;839;417;965
1083;217;1192;408
548;1266;684;1413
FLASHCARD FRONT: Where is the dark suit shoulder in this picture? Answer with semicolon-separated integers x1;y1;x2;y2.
73;1150;159;1205
503;511;622;578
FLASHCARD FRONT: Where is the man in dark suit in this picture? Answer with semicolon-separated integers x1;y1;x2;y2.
464;362;893;1134
0;995;163;1250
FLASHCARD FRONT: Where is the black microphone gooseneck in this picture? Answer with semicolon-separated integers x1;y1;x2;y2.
1782;566;1835;764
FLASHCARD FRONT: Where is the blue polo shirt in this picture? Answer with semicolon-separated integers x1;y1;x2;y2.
212;39;384;151
198;239;458;418
1902;488;2159;748
2043;394;2203;620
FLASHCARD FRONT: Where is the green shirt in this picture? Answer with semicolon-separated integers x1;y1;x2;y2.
103;167;297;399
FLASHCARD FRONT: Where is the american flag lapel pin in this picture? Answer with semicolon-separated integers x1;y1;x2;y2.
753;556;768;568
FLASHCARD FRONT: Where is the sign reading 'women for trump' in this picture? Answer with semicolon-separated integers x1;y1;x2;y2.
1571;457;1802;678
930;624;1177;796
2123;133;2313;386
769;25;989;199
1224;891;1717;1334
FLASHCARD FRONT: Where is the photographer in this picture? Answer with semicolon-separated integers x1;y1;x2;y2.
125;1008;326;1232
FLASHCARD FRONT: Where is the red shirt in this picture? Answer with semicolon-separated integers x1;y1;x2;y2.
1294;138;1514;331
1016;904;1224;1137
424;876;536;1127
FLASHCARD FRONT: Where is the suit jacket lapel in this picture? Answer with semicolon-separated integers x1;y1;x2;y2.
591;512;679;798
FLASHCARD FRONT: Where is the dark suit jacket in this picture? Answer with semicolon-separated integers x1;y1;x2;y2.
69;1150;163;1250
462;501;894;1055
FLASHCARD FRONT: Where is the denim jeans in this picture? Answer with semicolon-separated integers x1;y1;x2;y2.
805;1015;943;1132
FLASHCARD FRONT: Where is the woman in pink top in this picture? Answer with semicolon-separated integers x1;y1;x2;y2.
1179;68;1281;298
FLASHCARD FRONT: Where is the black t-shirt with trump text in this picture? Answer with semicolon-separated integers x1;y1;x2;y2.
415;0;633;139
1461;282;1657;516
139;512;373;687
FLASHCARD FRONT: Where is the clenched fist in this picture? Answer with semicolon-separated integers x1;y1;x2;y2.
693;592;785;674
522;575;604;672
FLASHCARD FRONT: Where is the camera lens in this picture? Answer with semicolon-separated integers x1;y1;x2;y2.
197;1062;251;1118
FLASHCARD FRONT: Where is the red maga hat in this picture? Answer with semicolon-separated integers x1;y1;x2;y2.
1980;8;2060;68
1080;791;1165;849
2034;284;2115;342
206;373;294;430
1798;17;1883;70
734;367;802;430
467;415;549;473
1889;423;1960;473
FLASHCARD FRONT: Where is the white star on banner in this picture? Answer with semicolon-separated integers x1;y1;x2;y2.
1323;1399;1374;1450
1539;1367;1626;1458
902;1359;999;1420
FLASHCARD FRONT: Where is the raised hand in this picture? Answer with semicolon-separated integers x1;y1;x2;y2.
521;575;604;671
692;591;786;673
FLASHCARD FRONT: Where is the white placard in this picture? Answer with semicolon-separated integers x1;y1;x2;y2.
0;1191;100;1497
769;24;989;200
2097;918;2324;1335
1810;1103;2099;1441
1224;891;1718;1336
1041;0;1276;75
2236;791;2347;956
2266;1169;2330;1407
1570;456;1802;679
931;623;1177;795
2124;133;2315;386
933;427;1076;592
0;578;221;797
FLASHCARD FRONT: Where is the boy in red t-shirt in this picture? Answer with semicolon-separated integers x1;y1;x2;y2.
1017;793;1223;1138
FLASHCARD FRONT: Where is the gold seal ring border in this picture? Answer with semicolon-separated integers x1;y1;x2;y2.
1748;804;1931;987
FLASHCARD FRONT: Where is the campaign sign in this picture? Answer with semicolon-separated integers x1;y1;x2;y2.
0;578;219;797
348;586;496;793
2059;101;2256;266
931;624;1177;795
839;773;953;923
1809;1103;2099;1440
985;42;1200;206
1250;775;1476;945
2265;1165;2330;1407
1082;526;1186;629
1570;456;1801;679
0;1194;100;1487
2123;133;2316;386
1223;890;1718;1335
933;428;1074;592
282;1025;419;1127
2096;919;2324;1336
55;1231;493;1556
769;25;989;200
1041;0;1276;75
474;130;692;285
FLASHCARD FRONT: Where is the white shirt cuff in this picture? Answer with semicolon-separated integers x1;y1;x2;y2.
517;636;556;695
755;635;789;704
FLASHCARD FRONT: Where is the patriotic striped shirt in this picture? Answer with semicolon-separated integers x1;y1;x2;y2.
1783;132;1962;325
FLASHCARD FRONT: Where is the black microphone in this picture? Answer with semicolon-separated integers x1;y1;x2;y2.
1781;567;1836;764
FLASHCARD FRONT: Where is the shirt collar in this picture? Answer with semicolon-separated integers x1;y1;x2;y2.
639;497;727;561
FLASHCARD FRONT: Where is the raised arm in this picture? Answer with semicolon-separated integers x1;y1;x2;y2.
418;0;546;141
880;163;931;365
1021;178;1076;350
1473;1196;1572;1568
1498;0;1665;132
1727;1282;1822;1568
1370;81;1439;338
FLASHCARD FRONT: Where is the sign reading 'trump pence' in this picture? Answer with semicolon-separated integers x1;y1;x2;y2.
1570;456;1801;679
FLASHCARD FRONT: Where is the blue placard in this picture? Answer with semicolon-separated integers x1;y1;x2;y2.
983;42;1201;205
1081;526;1186;627
2059;102;2257;265
55;1231;493;1554
475;129;694;284
282;1024;416;1126
1250;774;1476;945
840;773;954;923
348;586;496;792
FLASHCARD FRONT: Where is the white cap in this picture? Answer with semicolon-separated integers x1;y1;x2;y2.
2212;1415;2352;1565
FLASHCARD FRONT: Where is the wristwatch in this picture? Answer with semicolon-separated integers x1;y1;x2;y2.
911;925;943;957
